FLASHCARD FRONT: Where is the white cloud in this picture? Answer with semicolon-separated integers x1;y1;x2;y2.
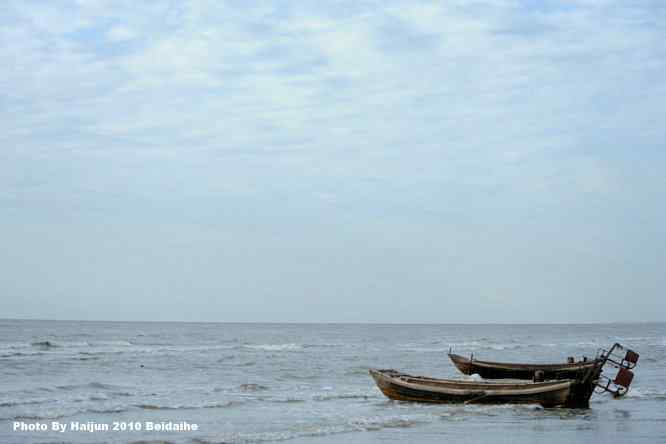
106;24;136;42
2;0;665;180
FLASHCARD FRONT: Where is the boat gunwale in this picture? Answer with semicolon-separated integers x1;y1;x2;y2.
370;369;574;396
448;353;599;371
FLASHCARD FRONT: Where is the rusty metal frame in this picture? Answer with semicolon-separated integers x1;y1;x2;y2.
591;343;639;397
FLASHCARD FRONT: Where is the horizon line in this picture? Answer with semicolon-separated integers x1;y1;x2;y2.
0;317;662;325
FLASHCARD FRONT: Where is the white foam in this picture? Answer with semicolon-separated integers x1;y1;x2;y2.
243;343;303;351
214;414;422;443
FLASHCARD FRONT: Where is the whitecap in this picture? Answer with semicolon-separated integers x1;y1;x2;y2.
242;343;303;352
135;400;242;410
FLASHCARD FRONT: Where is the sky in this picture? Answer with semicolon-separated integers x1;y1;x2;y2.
1;0;664;323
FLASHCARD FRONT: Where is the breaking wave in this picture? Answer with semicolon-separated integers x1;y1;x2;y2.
55;382;129;391
135;401;243;410
242;343;303;352
87;340;132;347
313;393;375;401
624;387;666;401
193;414;421;443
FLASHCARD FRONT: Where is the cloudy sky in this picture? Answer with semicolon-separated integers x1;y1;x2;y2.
1;0;664;323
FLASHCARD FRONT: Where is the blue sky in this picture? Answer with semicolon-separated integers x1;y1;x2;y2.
1;0;664;322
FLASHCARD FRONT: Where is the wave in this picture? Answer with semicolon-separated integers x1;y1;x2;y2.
242;343;303;352
76;355;101;361
130;441;177;444
3;405;131;422
349;415;419;431
624;387;666;401
302;343;345;349
5;340;346;359
410;341;528;353
55;382;129;391
344;366;371;376
239;383;269;392
112;391;135;397
9;413;68;421
0;342;29;350
0;351;46;358
486;344;525;351
31;340;61;349
135;400;242;410
196;414;421;443
76;350;127;357
262;398;306;404
276;372;320;381
0;391;135;409
89;406;129;414
420;403;546;422
313;393;374;401
88;340;132;347
0;398;50;408
30;340;136;349
32;340;95;349
410;339;634;354
607;336;666;347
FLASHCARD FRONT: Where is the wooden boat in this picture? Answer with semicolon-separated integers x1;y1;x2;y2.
448;353;599;381
369;368;598;408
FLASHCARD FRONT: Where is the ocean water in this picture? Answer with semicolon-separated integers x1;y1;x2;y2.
1;320;664;444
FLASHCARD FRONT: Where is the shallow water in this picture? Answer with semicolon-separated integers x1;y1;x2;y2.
1;321;664;443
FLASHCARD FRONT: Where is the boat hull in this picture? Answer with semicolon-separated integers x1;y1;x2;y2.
448;353;599;381
369;369;595;408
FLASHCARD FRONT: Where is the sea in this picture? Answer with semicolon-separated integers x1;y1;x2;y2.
1;320;664;444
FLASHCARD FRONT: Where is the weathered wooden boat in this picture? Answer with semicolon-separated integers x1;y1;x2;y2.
369;369;598;408
370;343;639;408
448;343;640;382
448;353;599;381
